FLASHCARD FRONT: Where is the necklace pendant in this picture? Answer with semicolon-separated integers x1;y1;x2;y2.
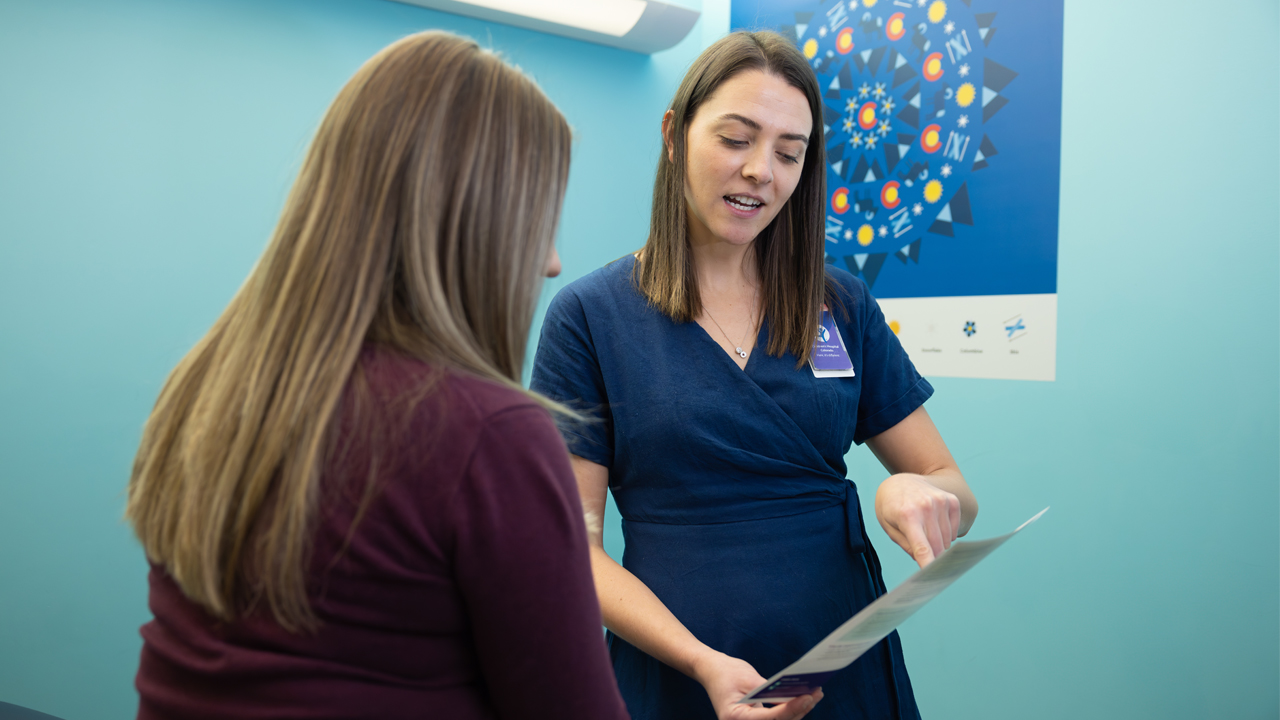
736;348;747;358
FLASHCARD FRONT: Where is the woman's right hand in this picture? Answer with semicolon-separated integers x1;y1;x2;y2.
694;651;823;720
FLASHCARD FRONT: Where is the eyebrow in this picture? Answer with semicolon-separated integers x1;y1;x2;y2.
716;113;810;145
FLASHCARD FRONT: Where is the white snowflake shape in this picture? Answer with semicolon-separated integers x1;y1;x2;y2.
858;83;870;98
846;97;858;112
940;164;952;178
943;21;955;34
958;63;970;77
865;134;879;150
819;26;828;37
880;97;896;114
878;225;888;237
912;203;923;216
877;120;891;137
956;114;969;128
849;132;863;148
844;228;854;240
872;82;887;99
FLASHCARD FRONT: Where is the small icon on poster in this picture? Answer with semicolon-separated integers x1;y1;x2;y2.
1004;314;1028;341
963;321;976;337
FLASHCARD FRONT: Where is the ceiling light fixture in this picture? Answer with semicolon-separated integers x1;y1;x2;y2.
390;0;700;54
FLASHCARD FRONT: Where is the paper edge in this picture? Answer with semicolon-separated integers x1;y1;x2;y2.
736;506;1049;704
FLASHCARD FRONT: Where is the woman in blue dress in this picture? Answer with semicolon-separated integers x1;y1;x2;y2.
531;31;978;720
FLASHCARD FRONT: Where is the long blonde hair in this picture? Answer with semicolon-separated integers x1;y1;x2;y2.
126;31;572;632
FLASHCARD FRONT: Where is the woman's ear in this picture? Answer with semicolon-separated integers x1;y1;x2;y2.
661;109;676;163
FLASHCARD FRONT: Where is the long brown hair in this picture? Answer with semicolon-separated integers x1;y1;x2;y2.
634;30;834;361
126;31;572;632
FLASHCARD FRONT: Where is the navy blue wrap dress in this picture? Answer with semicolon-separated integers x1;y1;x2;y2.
531;256;932;720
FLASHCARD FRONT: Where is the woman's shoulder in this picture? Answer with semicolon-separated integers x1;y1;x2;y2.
351;347;560;508
358;345;547;429
542;255;647;337
550;254;638;308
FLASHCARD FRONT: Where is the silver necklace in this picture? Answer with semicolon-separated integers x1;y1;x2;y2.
704;304;759;359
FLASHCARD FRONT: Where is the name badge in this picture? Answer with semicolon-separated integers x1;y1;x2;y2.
809;306;856;378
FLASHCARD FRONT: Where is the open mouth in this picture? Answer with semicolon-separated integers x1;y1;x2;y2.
724;194;763;211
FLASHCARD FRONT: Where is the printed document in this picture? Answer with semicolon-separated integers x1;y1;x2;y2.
739;508;1048;704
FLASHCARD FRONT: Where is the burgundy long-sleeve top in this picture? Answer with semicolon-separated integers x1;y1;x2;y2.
136;347;628;720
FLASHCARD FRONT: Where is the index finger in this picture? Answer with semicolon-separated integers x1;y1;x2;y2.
901;521;937;568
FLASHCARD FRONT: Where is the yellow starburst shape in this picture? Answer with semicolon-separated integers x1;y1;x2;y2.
923;180;944;204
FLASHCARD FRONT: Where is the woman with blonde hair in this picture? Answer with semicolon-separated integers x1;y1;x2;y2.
127;31;628;719
532;30;977;719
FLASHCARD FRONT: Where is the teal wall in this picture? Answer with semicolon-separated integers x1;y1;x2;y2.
0;1;1274;719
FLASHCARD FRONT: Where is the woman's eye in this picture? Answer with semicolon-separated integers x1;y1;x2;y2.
719;136;748;148
780;152;801;164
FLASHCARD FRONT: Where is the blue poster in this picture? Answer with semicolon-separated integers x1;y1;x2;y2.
731;0;1062;381
731;0;1062;299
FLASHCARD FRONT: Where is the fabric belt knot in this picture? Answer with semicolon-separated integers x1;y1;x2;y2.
843;480;867;554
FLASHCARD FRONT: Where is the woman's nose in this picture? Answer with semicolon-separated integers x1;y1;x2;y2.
544;245;562;278
741;146;774;185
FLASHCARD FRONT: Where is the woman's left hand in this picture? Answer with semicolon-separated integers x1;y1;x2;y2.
694;651;823;720
874;473;962;568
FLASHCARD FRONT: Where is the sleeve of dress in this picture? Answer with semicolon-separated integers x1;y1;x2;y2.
530;286;614;467
846;278;935;445
450;405;628;720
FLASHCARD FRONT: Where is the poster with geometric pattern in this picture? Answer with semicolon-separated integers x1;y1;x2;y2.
731;0;1062;380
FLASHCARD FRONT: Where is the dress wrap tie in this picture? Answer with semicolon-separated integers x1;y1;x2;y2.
843;481;868;555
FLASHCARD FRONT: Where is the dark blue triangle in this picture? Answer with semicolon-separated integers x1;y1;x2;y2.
949;183;974;225
860;253;889;287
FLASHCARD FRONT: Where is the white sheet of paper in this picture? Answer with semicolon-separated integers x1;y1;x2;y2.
738;507;1048;704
